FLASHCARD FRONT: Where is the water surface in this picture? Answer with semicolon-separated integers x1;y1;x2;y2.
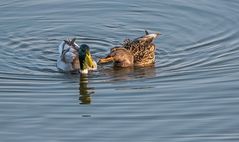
1;0;239;142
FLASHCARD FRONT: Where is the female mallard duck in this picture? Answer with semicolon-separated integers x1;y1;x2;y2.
57;38;97;74
98;31;160;67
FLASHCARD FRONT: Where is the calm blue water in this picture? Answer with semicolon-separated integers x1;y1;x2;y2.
1;0;239;142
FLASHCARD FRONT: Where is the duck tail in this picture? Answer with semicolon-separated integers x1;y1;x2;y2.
147;32;160;39
58;41;66;54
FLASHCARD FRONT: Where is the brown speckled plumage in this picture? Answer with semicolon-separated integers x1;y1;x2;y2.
122;38;156;66
98;31;159;67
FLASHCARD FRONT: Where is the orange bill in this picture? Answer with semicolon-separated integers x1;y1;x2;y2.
98;56;114;64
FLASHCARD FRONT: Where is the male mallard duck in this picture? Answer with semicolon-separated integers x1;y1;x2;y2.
56;38;97;74
98;31;160;67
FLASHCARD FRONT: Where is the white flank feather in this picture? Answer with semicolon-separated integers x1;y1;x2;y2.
57;41;80;72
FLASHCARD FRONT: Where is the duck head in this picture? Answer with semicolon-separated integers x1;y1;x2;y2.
98;47;134;68
78;44;97;74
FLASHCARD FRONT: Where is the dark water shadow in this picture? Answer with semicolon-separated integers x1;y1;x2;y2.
98;64;156;82
79;74;95;104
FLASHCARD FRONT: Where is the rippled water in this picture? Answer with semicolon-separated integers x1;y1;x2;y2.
1;0;239;141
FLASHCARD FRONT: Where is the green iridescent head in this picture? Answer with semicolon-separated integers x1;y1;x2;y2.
78;44;97;74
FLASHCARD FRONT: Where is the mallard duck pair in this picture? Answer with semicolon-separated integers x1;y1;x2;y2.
98;30;160;67
57;31;160;73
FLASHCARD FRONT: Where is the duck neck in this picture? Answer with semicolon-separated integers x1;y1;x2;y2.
114;56;134;67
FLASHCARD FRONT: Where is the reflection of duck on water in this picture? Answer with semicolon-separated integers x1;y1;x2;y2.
79;74;95;104
99;65;156;81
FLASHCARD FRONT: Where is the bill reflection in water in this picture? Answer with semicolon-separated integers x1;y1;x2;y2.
79;75;95;104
